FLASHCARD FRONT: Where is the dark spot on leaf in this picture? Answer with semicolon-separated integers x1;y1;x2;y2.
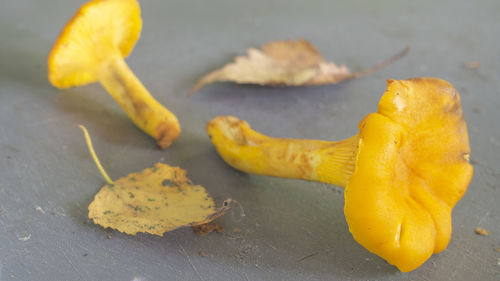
147;198;155;202
103;210;112;215
162;179;174;186
129;177;136;182
128;192;135;199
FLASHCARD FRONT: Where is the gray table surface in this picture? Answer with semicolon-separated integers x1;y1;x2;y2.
1;0;499;280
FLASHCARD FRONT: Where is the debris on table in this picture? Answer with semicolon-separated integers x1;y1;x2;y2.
465;61;481;70
17;234;31;242
475;227;490;236
34;206;45;214
192;222;224;235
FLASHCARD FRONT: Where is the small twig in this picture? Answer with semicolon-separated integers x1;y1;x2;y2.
297;248;335;263
350;46;410;79
297;251;320;262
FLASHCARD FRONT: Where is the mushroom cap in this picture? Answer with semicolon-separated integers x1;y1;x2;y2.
48;0;142;88
344;78;473;272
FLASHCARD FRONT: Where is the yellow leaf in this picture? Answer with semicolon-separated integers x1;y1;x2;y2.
190;39;409;94
79;125;230;236
89;163;231;235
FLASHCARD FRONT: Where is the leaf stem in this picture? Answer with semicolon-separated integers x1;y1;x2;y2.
78;125;114;185
350;46;410;79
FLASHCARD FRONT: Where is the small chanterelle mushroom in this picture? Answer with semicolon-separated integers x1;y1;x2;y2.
48;0;180;149
207;78;473;272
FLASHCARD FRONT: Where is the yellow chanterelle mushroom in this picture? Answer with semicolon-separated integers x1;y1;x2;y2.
48;0;180;149
207;78;473;272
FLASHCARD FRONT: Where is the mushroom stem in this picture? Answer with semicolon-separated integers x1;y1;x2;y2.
207;116;360;187
98;56;181;149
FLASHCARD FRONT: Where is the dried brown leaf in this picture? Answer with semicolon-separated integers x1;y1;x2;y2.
190;39;409;94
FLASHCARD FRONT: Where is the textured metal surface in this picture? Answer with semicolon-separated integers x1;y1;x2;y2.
0;0;499;280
